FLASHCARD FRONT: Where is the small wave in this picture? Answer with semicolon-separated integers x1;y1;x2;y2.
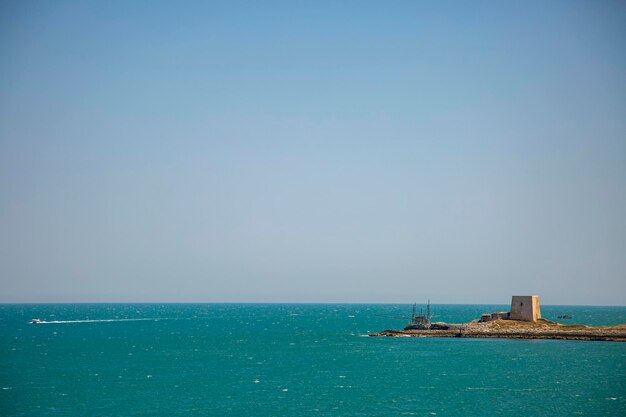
466;387;499;391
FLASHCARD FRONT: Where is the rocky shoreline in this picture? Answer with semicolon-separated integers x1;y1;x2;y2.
370;319;626;342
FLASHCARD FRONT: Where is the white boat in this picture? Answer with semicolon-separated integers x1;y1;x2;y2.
31;318;42;324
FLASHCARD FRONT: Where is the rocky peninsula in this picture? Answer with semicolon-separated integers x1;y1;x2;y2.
370;318;626;342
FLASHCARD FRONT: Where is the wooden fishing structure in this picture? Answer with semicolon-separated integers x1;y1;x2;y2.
404;300;432;330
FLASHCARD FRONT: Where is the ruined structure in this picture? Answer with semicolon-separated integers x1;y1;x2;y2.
510;295;541;322
480;311;510;322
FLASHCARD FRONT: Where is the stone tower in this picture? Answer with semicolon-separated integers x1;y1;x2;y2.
510;295;541;322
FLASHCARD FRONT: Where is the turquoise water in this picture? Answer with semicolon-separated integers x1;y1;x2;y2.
1;304;625;416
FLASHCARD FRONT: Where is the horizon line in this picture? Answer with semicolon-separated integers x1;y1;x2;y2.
1;301;625;307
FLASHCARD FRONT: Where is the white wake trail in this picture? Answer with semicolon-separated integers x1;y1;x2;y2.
31;318;165;324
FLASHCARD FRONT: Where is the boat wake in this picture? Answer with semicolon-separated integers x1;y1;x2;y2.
30;318;166;324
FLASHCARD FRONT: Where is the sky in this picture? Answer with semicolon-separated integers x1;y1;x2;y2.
1;1;625;305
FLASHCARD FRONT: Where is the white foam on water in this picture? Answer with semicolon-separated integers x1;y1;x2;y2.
29;318;166;324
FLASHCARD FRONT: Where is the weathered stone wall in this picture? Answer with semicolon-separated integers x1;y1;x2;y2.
479;312;511;322
491;312;510;320
510;295;541;321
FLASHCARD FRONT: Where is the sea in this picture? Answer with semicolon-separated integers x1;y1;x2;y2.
1;303;625;416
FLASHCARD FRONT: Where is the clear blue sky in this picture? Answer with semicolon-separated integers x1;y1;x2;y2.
1;1;625;304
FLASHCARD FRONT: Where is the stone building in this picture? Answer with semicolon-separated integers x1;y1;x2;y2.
509;295;541;322
481;311;510;321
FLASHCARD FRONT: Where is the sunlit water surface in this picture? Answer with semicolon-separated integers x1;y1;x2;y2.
1;304;625;416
